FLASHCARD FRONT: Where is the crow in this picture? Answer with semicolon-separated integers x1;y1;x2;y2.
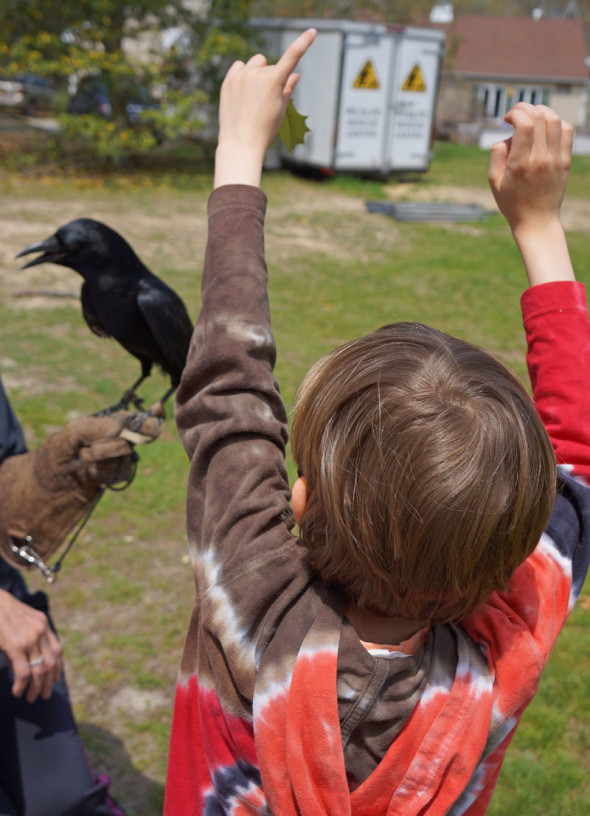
16;218;194;414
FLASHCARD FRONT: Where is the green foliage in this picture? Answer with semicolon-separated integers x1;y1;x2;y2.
57;114;158;161
277;99;310;152
0;0;258;162
251;0;588;21
251;0;434;23
181;0;259;104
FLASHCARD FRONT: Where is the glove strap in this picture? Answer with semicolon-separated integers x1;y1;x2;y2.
7;452;139;581
9;484;107;582
9;536;60;582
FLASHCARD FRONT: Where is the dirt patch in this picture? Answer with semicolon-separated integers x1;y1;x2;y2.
267;185;402;264
109;686;171;719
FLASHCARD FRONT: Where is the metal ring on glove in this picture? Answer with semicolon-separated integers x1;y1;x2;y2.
28;656;44;668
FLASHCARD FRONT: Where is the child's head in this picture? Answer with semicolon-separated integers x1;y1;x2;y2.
291;322;557;624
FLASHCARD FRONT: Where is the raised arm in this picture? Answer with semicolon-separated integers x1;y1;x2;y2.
176;29;317;577
488;102;575;287
488;103;589;476
463;107;590;716
214;28;317;189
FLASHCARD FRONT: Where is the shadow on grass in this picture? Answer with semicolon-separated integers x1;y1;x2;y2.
79;723;164;816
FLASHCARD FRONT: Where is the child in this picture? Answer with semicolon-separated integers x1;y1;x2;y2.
165;29;590;815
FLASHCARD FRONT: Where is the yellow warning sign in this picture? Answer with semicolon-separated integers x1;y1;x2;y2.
402;64;426;92
353;60;380;90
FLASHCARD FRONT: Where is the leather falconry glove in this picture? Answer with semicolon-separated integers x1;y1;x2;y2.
0;411;161;570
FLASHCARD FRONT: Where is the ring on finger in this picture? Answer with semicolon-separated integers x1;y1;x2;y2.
28;656;44;668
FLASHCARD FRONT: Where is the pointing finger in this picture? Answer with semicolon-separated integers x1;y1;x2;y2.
275;28;317;83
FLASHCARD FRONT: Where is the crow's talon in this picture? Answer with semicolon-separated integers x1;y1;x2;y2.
120;390;144;411
148;400;166;420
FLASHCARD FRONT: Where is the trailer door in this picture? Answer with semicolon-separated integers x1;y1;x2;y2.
287;28;343;168
387;31;444;171
334;31;392;171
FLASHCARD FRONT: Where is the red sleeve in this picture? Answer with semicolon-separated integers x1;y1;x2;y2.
464;282;590;723
521;281;590;480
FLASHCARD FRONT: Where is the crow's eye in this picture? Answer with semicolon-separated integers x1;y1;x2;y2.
70;242;80;252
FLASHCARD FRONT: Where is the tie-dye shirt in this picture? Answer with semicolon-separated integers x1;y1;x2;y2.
165;185;590;816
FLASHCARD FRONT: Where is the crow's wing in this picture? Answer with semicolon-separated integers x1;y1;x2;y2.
81;282;111;338
136;277;193;381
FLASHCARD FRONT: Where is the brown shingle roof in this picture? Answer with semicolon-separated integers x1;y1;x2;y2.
429;15;589;81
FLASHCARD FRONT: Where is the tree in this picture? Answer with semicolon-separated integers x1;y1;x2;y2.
0;0;258;161
250;0;433;24
250;0;588;20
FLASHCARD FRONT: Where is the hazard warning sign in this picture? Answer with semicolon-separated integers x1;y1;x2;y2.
353;60;379;89
402;64;426;92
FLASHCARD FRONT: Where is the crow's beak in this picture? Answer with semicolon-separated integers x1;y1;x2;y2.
16;235;66;269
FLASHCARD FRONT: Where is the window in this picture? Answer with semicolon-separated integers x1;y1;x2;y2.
510;86;547;106
479;84;507;118
478;84;549;118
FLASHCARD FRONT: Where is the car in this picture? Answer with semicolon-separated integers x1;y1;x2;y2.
66;76;160;123
0;74;56;116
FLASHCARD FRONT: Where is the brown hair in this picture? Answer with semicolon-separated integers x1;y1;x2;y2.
291;322;556;624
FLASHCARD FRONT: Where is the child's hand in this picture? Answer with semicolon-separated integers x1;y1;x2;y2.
489;103;576;286
488;102;573;235
214;28;316;189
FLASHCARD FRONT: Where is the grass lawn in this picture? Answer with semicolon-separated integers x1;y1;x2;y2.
0;140;588;814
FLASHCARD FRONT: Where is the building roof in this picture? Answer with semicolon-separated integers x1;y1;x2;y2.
428;15;589;82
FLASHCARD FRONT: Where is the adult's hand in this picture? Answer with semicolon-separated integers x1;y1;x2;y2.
0;588;62;702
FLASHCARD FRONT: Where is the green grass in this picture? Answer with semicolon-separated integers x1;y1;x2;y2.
428;138;590;198
428;140;493;188
1;140;589;814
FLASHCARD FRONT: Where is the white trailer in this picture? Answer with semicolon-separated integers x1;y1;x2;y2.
252;18;446;175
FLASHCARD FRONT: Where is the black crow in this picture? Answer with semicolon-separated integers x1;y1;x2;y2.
16;218;194;413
